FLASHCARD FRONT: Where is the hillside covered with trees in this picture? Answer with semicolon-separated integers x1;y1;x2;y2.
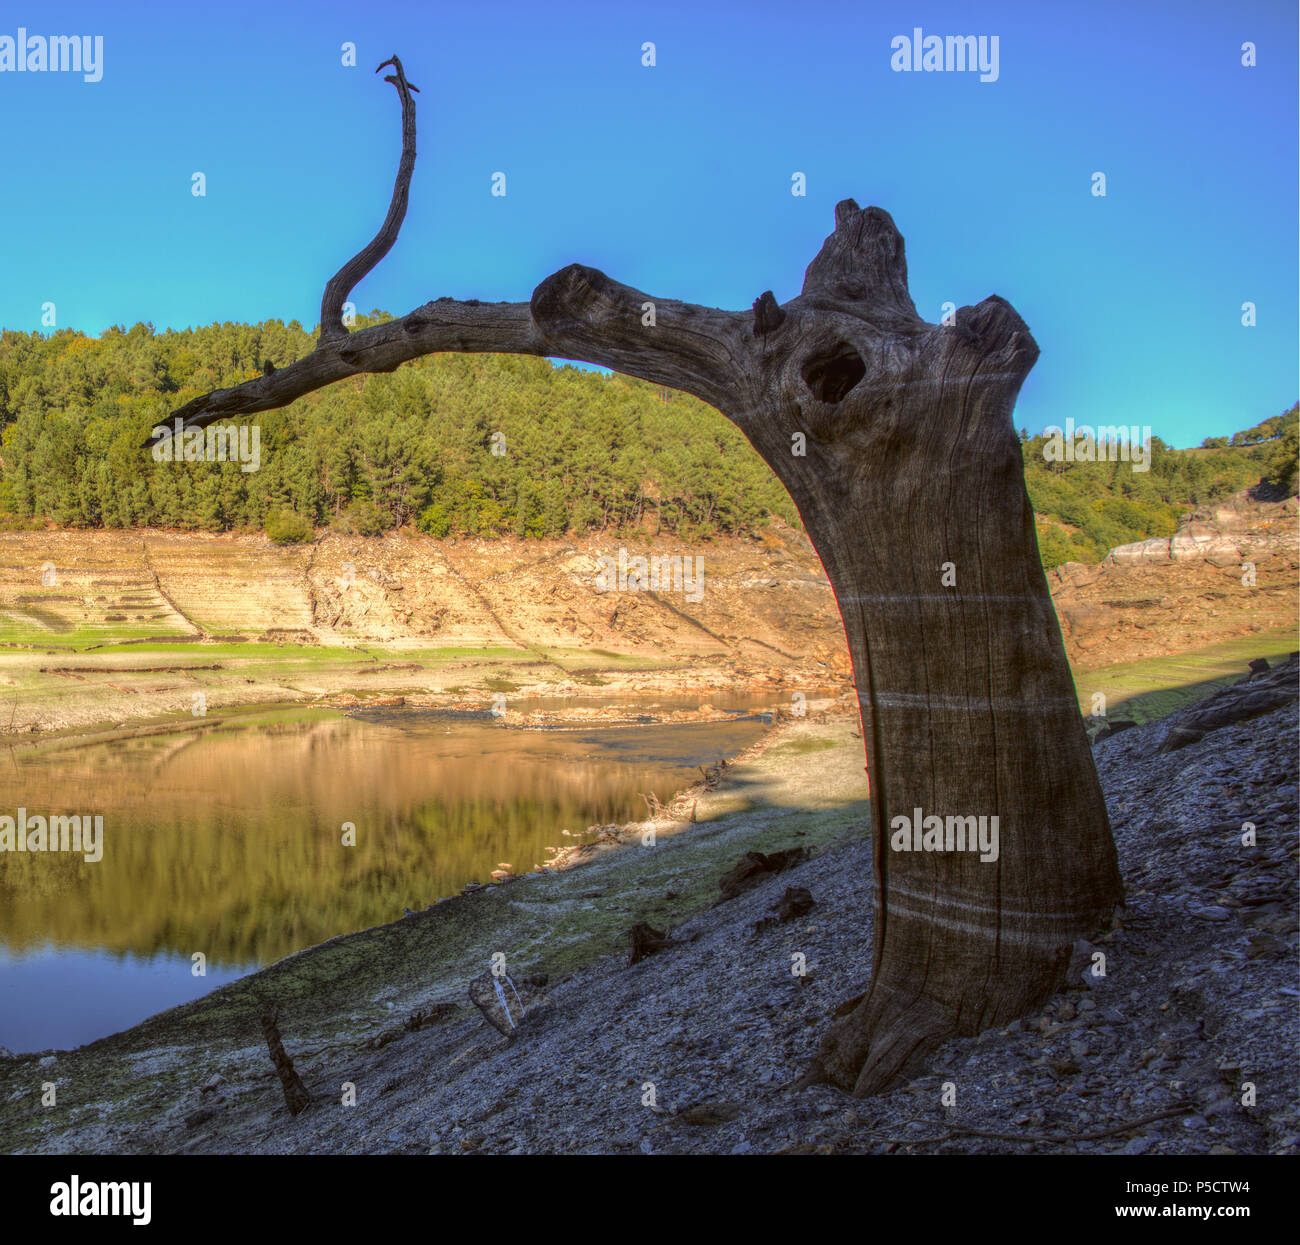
1022;405;1297;567
0;316;795;543
0;318;1293;568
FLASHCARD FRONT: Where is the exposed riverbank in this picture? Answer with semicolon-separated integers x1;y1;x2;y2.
0;709;866;1151
0;527;852;740
3;657;1295;1155
1;512;1294;741
0;700;817;1053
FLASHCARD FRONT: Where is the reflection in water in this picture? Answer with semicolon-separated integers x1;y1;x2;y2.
0;707;769;1051
0;947;254;1055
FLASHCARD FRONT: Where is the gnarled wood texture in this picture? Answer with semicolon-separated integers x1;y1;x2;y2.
157;57;1123;1096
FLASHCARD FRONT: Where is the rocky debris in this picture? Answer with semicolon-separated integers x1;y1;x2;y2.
1152;654;1298;753
364;1005;459;1051
626;922;671;965
678;1101;745;1126
1066;939;1108;990
259;628;317;645
405;1003;459;1031
388;689;1294;1154
716;847;810;903
753;886;816;935
1159;725;1205;753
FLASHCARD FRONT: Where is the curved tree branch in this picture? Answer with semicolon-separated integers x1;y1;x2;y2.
318;55;420;345
145;52;751;447
148;269;750;446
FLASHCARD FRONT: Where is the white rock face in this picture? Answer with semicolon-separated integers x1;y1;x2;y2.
1108;537;1171;565
1170;523;1241;564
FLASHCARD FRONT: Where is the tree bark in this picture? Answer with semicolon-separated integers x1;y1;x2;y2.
259;1009;312;1116
160;58;1123;1097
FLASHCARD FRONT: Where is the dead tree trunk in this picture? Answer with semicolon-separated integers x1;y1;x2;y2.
259;1008;312;1116
158;57;1123;1096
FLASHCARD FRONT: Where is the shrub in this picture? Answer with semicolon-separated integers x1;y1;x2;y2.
344;497;388;536
416;502;451;538
1267;426;1299;495
264;508;315;544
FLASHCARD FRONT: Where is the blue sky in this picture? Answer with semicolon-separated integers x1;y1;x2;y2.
1;0;1294;446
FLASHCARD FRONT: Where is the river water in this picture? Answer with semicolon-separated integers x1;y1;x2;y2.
0;698;776;1052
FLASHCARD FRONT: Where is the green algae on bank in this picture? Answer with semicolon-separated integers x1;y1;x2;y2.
1070;630;1297;723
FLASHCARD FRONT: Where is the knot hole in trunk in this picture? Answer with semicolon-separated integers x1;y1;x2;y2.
801;342;866;404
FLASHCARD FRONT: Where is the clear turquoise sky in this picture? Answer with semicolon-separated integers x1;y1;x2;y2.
1;0;1294;446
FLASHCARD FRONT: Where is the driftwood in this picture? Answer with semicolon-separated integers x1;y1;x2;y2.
258;1008;311;1116
469;971;548;1036
160;55;1122;1096
626;921;671;965
716;848;810;904
753;886;816;936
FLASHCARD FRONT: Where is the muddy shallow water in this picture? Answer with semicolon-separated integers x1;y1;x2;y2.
0;698;782;1052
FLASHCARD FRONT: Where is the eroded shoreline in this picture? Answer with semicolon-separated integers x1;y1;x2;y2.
2;665;1296;1156
0;710;867;1152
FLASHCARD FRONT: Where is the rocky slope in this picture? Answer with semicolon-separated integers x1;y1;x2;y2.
0;525;846;664
0;489;1292;737
2;487;1293;670
1051;491;1297;669
0;526;853;736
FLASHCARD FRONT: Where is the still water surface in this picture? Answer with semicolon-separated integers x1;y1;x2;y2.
0;700;772;1052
